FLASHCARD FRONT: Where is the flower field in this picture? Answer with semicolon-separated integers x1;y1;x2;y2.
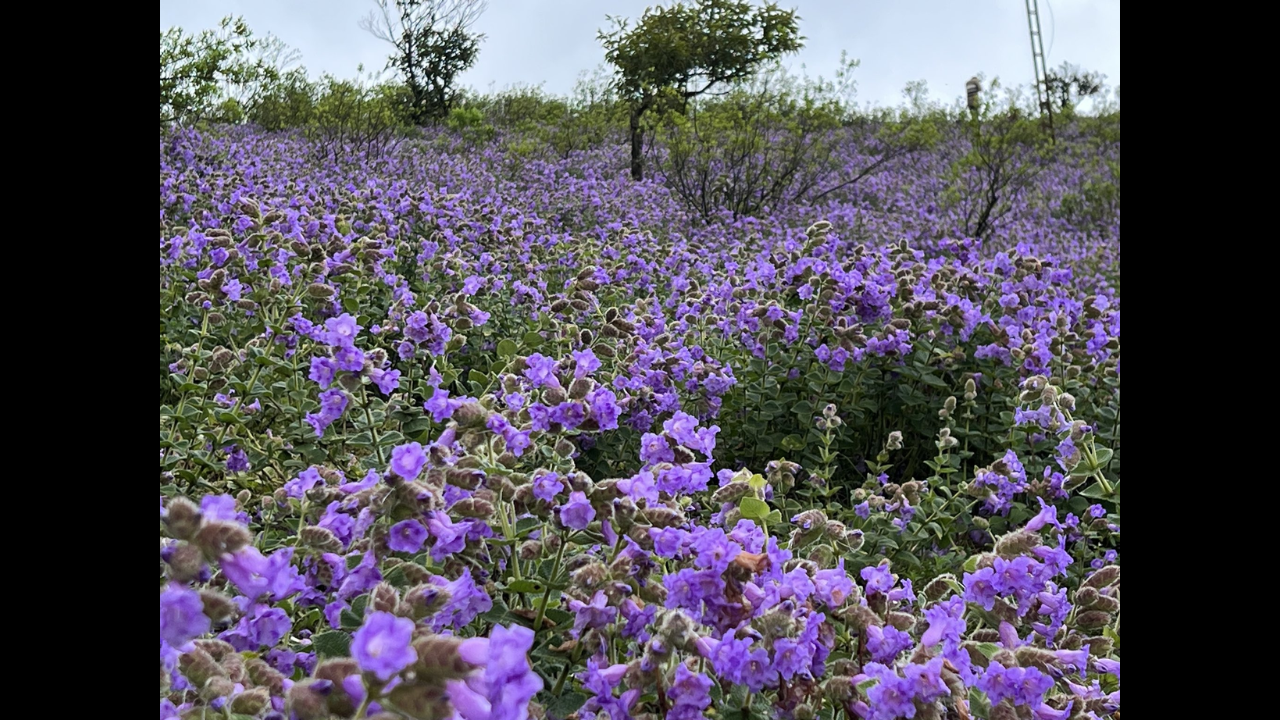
160;118;1119;720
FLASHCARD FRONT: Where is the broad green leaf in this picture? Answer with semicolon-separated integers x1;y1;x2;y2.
312;630;351;658
739;497;769;519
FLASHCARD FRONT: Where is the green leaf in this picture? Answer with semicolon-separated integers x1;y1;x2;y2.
739;497;769;519
779;434;806;452
340;608;363;630
968;687;992;718
747;473;767;491
312;630;351;658
497;339;519;358
545;691;588;718
1091;446;1114;468
504;579;546;594
962;554;980;573
765;509;782;525
522;331;544;348
975;642;1000;659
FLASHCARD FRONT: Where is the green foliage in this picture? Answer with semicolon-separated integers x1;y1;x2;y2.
160;16;277;126
943;85;1057;239
359;0;487;124
444;106;496;143
654;56;942;222
245;68;319;131
598;0;804;180
304;73;409;163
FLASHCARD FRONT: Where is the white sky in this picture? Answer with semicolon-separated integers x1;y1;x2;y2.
159;0;1120;111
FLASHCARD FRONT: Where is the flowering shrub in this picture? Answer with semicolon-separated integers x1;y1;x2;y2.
160;123;1118;719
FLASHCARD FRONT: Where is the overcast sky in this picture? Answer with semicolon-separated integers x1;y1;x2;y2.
160;0;1119;111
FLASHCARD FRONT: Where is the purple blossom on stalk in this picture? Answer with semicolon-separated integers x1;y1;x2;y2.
285;466;323;498
388;519;428;553
964;567;999;610
224;446;250;472
639;433;674;465
921;595;967;651
351;611;417;681
667;663;713;720
219;546;305;601
426;512;472;560
865;623;914;663
532;472;562;503
861;563;896;596
450;623;542;720
572;348;601;378
323;313;361;347
522;353;560;389
425;387;462;422
559;491;596;530
219;604;291;651
369;367;401;395
389;442;427;480
339;469;381;494
813;559;855;607
160;585;209;648
200;494;246;523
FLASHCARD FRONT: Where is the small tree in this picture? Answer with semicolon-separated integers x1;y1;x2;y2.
1044;61;1105;115
598;0;803;180
160;16;275;127
360;0;486;124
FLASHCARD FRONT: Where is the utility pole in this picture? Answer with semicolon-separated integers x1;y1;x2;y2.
1025;0;1054;139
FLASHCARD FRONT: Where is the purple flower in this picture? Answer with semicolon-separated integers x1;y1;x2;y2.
370;368;401;395
860;563;896;596
160;585;209;648
425;387;461;422
388;520;428;553
200;494;244;523
1025;496;1061;532
324;313;361;347
639;433;674;465
865;624;913;663
351;611;417;681
813;559;855;607
451;623;542;720
963;567;999;611
523;353;560;389
284;466;323;498
572;348;601;378
559;491;596;530
532;473;562;503
668;663;713;720
920;595;966;650
567;591;618;637
426;513;472;561
390;442;427;480
219;546;304;602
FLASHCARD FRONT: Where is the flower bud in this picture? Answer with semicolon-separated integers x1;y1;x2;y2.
228;687;271;714
179;647;224;688
163;498;203;540
199;589;237;624
165;542;207;583
994;530;1041;558
371;582;401;613
1074;610;1111;630
1083;565;1120;589
300;526;344;553
193;521;252;560
287;679;335;720
245;658;286;696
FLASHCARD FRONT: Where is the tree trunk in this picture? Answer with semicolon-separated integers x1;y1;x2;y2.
629;105;644;181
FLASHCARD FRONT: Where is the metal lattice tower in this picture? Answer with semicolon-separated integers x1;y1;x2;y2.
1025;0;1054;133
